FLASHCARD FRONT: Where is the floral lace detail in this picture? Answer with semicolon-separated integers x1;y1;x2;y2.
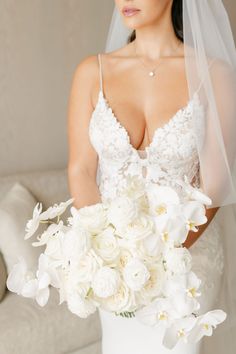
89;90;204;203
190;215;224;313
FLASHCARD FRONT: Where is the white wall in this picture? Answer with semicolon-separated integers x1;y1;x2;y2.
0;0;113;176
0;0;235;176
224;0;236;37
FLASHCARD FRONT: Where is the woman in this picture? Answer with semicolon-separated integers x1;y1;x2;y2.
67;1;236;353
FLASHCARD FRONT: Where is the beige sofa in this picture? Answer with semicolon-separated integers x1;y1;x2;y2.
0;168;102;354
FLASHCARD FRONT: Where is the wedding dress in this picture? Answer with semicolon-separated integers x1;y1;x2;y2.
89;53;224;354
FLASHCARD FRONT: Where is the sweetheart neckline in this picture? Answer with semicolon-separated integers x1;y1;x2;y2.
92;89;198;154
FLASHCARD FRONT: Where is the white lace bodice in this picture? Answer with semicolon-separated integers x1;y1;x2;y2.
89;54;205;203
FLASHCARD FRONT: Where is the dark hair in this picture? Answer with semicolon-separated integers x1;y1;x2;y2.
127;0;183;43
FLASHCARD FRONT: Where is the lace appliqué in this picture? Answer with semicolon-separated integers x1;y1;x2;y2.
89;91;204;203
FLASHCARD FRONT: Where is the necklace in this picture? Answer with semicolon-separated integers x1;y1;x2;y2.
133;40;182;77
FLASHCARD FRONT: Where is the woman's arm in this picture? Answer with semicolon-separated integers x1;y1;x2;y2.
183;171;219;249
67;55;102;209
183;206;219;249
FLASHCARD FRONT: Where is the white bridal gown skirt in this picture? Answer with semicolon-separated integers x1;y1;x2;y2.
98;215;224;354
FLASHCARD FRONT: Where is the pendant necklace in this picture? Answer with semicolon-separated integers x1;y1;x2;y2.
133;40;182;78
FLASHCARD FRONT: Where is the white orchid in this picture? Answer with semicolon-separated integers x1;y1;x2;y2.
169;290;200;318
162;315;198;349
163;272;201;299
24;202;44;239
153;215;189;247
6;256;35;295
181;201;207;232
39;198;74;220
31;220;64;247
176;175;212;206
7;253;59;307
24;253;60;306
24;198;74;240
135;297;176;327
146;184;180;217
187;309;227;343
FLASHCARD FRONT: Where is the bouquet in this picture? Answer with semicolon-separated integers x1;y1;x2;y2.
6;174;226;349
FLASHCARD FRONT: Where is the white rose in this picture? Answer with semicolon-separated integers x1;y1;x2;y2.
164;247;192;275
92;266;120;298
107;196;138;229
136;263;166;305
76;203;108;234
92;226;120;262
117;247;133;269
100;280;136;313
123;258;150;291
76;249;103;282
122;215;154;242
62;226;91;265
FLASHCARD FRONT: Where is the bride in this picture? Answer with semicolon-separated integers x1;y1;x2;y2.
67;1;236;353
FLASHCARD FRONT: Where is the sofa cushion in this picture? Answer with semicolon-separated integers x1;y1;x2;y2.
0;286;102;354
0;252;7;302
0;182;44;274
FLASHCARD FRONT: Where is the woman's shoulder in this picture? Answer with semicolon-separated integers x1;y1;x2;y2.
70;54;102;91
72;49;127;76
74;54;100;76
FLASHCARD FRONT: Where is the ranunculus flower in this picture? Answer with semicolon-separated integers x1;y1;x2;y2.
91;266;120;298
123;258;150;291
75;203;108;234
164;247;192;275
67;292;97;318
136;263;166;304
92;226;120;262
62;226;91;266
122;215;154;242
107;196;138;230
76;249;103;283
100;280;136;313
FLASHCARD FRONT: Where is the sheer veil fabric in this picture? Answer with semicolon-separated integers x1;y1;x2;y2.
104;1;236;353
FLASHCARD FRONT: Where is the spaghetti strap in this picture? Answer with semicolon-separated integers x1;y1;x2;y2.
97;53;103;94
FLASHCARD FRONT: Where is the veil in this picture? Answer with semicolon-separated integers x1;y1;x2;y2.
104;1;236;353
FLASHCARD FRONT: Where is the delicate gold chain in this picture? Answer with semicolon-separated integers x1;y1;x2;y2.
133;40;182;77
